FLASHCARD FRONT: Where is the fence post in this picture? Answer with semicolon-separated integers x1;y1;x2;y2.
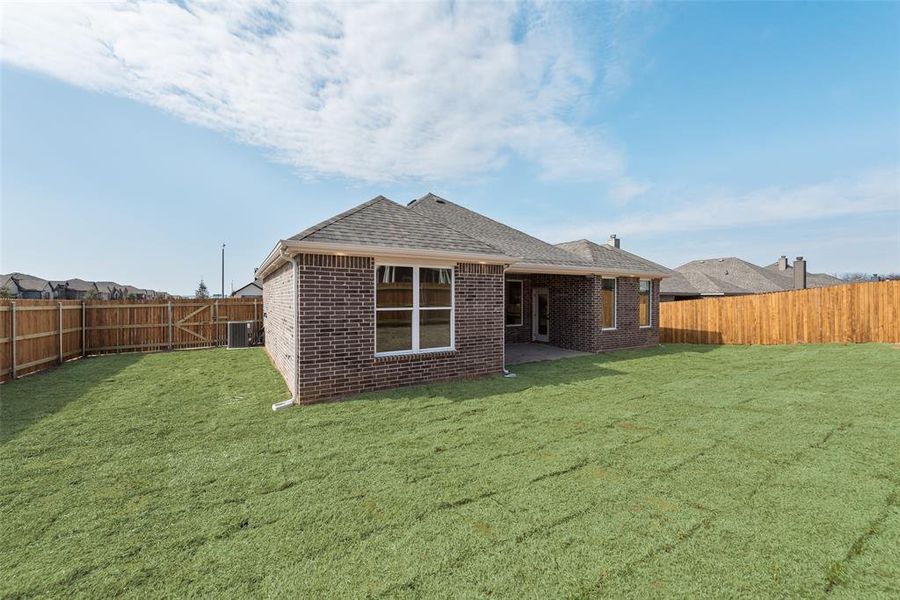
214;300;219;347
58;301;63;364
10;302;16;380
81;302;86;357
167;302;173;350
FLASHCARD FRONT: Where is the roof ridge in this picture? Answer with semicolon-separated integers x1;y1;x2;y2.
550;239;596;263
411;194;585;262
292;195;393;242
556;238;673;274
401;196;509;257
407;192;445;207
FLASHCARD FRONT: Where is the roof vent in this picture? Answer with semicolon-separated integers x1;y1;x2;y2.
435;199;446;204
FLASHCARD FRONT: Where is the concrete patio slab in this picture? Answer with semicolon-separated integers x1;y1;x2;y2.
505;342;590;365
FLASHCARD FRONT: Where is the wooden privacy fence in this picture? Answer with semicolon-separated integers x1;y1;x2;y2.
0;298;262;382
660;280;900;345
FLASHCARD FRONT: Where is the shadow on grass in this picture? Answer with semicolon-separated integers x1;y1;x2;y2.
340;344;720;405
0;354;143;444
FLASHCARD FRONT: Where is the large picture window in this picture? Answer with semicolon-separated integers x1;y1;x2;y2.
505;280;523;326
376;265;453;354
638;279;652;327
600;278;616;329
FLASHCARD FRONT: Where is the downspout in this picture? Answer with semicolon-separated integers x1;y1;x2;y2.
272;249;299;411
502;264;516;378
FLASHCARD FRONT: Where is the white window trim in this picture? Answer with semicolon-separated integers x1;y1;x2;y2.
639;279;653;328
601;277;617;330
374;263;455;357
505;279;524;327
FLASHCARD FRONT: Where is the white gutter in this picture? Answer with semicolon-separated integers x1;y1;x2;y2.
257;242;285;280
257;239;519;280
507;262;672;279
272;249;299;411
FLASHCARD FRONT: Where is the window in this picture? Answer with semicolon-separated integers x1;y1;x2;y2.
375;265;453;354
505;280;523;326
638;279;652;327
600;278;616;329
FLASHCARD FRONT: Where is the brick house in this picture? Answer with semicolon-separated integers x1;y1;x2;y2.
258;194;671;403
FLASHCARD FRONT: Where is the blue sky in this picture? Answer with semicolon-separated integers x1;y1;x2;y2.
2;1;898;295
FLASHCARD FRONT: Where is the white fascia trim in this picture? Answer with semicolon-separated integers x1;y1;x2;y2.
257;239;518;279
256;242;289;279
507;262;671;279
290;240;516;263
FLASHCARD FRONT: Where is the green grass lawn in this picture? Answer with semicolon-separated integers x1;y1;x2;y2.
1;344;898;598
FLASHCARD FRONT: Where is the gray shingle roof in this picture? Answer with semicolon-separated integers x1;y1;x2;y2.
671;270;749;295
657;271;695;295
289;196;506;257
9;272;51;292
95;281;124;293
661;257;846;296
763;262;843;288
0;274;18;294
65;278;97;293
407;194;595;267
267;193;673;277
554;239;673;277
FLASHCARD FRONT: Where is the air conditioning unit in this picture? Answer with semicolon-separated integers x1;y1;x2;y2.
227;320;256;348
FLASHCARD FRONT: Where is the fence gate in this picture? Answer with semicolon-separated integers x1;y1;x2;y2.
175;304;212;345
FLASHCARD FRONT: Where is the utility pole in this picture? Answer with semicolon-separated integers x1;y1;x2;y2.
221;243;226;298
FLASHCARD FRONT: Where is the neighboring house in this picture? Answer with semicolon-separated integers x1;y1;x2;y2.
764;256;844;288
48;280;68;299
122;285;148;299
258;194;670;403
7;273;53;299
94;281;126;300
62;278;99;300
0;274;20;298
2;274;165;299
232;279;262;297
660;255;844;301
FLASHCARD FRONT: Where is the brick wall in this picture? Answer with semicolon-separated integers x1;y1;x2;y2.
504;273;660;352
265;254;505;403
264;256;660;403
262;261;295;395
595;276;661;351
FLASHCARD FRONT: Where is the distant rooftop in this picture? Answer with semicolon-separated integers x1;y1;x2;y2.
661;256;844;296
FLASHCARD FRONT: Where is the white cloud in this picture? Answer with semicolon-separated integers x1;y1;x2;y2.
539;167;900;240
0;0;642;187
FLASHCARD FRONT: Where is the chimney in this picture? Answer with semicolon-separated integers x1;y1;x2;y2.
607;234;620;249
777;255;788;271
793;257;807;289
